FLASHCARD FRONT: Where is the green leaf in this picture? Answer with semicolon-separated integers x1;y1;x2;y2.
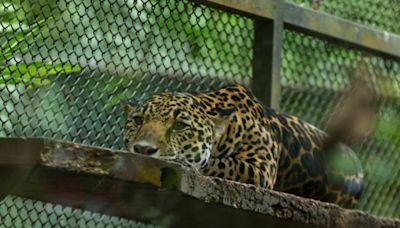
1;18;45;62
0;62;81;87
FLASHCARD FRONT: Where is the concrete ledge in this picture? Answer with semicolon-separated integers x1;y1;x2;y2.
0;138;399;227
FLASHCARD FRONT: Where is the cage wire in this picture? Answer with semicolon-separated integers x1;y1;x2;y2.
290;0;400;35
0;0;399;225
0;195;157;228
281;30;400;217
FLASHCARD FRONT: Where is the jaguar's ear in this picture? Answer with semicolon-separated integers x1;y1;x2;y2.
120;99;138;115
209;107;236;139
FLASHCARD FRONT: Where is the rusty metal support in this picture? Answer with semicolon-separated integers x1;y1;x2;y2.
251;0;283;110
190;0;276;19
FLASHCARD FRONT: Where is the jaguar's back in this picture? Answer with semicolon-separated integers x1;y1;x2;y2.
269;112;364;208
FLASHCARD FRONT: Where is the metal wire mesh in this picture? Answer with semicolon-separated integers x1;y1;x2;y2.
289;0;400;34
281;30;400;217
0;195;157;227
0;0;399;224
0;0;253;225
0;0;253;150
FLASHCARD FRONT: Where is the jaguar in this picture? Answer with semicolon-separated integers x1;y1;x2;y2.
121;84;364;208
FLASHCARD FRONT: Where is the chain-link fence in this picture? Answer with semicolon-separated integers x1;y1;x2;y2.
290;0;400;35
0;0;252;149
0;195;156;227
0;0;399;224
281;1;400;218
281;30;400;218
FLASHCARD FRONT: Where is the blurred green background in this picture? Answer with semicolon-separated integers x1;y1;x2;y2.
0;0;399;224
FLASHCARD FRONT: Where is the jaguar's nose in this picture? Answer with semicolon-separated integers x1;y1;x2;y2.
133;143;159;156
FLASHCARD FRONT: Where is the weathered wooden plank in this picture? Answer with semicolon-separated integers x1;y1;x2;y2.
0;138;399;227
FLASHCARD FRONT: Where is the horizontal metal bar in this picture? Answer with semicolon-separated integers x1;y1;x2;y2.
194;0;277;19
198;0;400;59
283;2;400;59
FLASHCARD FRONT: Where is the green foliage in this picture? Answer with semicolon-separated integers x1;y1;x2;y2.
0;0;81;87
0;62;81;86
374;105;400;146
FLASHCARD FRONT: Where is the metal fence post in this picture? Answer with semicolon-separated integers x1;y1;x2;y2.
252;0;284;110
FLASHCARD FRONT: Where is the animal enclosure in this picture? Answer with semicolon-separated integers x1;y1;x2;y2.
0;0;399;225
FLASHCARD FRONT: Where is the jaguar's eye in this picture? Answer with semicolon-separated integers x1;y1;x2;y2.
132;116;144;125
172;121;189;131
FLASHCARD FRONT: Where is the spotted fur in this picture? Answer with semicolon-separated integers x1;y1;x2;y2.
122;85;363;208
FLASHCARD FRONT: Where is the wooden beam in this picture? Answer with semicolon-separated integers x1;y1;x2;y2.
0;138;399;227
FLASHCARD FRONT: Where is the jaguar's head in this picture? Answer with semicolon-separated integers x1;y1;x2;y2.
121;92;233;169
